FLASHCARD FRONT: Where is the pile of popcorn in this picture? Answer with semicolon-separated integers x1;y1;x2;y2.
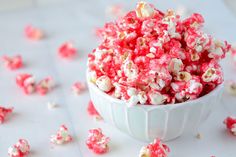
88;1;231;106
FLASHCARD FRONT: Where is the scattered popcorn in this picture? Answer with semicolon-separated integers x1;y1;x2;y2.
86;128;110;154
88;1;232;106
47;102;58;109
36;77;53;95
225;80;236;96
24;25;43;40
72;81;86;95
8;139;30;157
2;55;23;70
16;74;36;95
139;139;170;157
50;125;72;145
0;106;13;124
58;42;77;59
224;116;236;135
87;101;102;120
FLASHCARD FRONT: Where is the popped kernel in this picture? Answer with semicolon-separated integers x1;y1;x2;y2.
16;74;35;95
86;128;110;154
50;125;72;145
2;55;23;70
72;81;86;95
139;139;170;157
58;42;77;59
36;77;53;95
88;2;232;106
8;139;30;157
225;80;236;96
87;101;102;120
24;25;43;40
47;102;58;109
224;116;236;135
0;106;13;124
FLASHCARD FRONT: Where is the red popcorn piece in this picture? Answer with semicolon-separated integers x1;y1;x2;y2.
36;77;53;95
72;81;86;95
2;55;23;70
50;125;72;145
58;42;77;59
86;128;110;154
16;74;35;95
8;139;30;157
0;106;13;124
139;138;170;157
24;25;43;40
224;116;236;135
87;1;231;106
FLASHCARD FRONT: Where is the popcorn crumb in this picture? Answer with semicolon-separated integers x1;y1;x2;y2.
47;102;58;109
2;55;23;70
8;139;30;157
0;106;13;124
50;125;72;145
196;133;202;139
58;42;77;59
86;128;110;154
25;25;43;40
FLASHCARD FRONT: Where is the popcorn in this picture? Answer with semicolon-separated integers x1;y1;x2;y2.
0;106;13;124
106;4;125;17
136;1;155;18
87;101;102;120
36;77;53;95
16;74;35;95
86;128;110;154
50;125;72;145
58;42;77;59
139;139;170;157
47;102;58;109
72;81;86;95
95;75;112;92
225;80;236;96
8;139;30;157
24;25;43;40
2;55;23;70
88;2;232;106
224;116;236;135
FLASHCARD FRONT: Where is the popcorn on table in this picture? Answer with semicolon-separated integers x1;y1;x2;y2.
36;77;54;95
88;1;232;106
2;55;23;70
139;138;170;157
86;128;110;154
16;74;36;95
0;106;13;124
8;139;30;157
24;25;43;40
58;42;77;59
224;116;236;136
50;125;72;145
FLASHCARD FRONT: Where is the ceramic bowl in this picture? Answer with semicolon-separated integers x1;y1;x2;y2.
87;74;223;142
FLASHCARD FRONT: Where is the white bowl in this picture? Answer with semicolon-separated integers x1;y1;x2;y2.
87;75;223;142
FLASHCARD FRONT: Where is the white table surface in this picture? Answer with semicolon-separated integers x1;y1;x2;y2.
0;0;236;156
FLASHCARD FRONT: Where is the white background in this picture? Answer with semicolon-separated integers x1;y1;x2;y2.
0;0;236;156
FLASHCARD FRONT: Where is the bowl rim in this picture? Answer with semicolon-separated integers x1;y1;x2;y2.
87;71;223;110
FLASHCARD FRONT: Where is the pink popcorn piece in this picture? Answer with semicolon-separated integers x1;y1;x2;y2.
16;74;36;95
50;125;72;145
2;55;23;70
36;77;53;95
224;116;236;136
87;101;102;120
58;42;77;59
88;1;232;106
0;106;13;124
86;128;110;154
24;25;43;40
72;81;86;95
139;139;170;157
8;139;30;157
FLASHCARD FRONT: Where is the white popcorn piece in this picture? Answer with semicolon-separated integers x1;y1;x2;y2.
136;1;155;18
96;75;112;92
149;91;167;105
168;58;184;74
